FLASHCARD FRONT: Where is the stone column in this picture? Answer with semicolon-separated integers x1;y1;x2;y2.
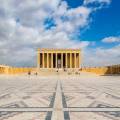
42;53;45;68
74;53;76;68
47;53;49;68
37;51;40;68
70;53;72;68
40;53;41;68
78;53;80;68
61;53;63;68
65;53;67;68
51;53;53;68
56;53;57;68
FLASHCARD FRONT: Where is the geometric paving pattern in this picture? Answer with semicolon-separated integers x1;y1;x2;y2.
0;73;120;120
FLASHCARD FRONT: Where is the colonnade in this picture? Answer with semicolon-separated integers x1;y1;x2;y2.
37;51;80;69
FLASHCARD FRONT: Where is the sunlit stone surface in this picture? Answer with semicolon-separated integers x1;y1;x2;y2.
0;72;120;120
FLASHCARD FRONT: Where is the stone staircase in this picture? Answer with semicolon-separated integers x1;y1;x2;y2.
33;69;81;76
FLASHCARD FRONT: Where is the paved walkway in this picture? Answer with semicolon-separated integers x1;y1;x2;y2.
0;73;120;120
51;80;64;120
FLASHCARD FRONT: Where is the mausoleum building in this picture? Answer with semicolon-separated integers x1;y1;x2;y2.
37;48;81;69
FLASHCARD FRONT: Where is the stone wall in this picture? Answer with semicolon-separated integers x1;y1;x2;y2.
7;67;36;74
0;67;5;74
81;65;120;75
1;64;120;75
0;65;36;74
0;65;9;74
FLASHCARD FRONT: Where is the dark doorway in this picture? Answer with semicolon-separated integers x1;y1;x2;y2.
57;54;61;68
53;53;56;68
63;53;66;68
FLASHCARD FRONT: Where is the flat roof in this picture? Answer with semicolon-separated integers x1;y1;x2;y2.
37;48;81;51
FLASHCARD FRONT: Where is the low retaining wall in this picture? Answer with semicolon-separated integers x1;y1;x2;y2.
81;65;120;75
1;65;120;75
0;66;36;74
7;67;36;74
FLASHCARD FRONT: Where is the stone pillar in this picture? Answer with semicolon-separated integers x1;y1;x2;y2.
40;53;41;68
56;53;57;68
74;53;76;68
51;53;53;68
61;53;63;68
65;53;67;68
78;53;80;68
37;51;40;68
47;53;49;68
42;53;45;68
70;53;72;68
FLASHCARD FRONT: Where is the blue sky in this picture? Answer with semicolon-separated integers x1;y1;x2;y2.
81;0;120;40
66;0;120;40
0;0;120;67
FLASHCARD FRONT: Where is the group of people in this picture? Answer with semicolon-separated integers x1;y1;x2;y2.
28;71;38;76
56;67;67;72
28;68;80;76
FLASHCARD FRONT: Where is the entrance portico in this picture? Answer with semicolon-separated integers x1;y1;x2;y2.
37;48;81;69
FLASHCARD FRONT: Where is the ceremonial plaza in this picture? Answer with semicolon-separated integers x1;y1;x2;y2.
0;48;120;120
1;0;120;119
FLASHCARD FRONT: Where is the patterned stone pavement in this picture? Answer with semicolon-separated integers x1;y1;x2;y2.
0;73;120;120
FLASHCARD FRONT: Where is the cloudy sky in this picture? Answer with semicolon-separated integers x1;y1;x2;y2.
0;0;120;67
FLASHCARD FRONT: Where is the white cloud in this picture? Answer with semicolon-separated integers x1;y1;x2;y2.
102;36;120;43
84;0;111;11
0;0;112;66
82;44;120;67
84;0;111;5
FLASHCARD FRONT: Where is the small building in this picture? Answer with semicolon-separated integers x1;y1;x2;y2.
0;65;9;74
37;48;81;69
